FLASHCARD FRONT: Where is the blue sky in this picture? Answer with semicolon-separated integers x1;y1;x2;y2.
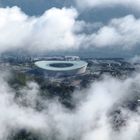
0;0;69;15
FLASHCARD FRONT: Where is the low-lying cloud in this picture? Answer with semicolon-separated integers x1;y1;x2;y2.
0;71;140;140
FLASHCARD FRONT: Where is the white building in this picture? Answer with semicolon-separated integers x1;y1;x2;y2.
34;60;88;77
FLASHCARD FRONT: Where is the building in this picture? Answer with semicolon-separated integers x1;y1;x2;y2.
34;60;88;77
64;56;80;61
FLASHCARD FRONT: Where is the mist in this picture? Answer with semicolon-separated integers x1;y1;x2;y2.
0;71;139;140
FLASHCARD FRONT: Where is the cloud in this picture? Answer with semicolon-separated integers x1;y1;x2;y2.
80;15;140;49
0;75;47;139
0;71;140;139
0;6;78;53
75;0;140;11
1;6;140;54
129;55;140;63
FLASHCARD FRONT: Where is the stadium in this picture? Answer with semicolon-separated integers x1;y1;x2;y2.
34;60;88;77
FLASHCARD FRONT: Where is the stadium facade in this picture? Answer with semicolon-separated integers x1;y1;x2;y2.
34;60;88;77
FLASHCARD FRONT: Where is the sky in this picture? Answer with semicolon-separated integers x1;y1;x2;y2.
0;0;140;57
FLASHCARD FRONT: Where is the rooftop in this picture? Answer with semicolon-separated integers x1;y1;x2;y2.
35;61;88;71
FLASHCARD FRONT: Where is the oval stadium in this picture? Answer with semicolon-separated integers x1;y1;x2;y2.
34;60;88;77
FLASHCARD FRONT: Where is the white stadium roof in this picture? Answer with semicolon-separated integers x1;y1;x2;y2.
35;60;88;71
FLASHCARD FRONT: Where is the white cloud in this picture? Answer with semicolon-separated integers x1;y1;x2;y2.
1;6;140;53
80;15;140;49
0;71;140;139
0;6;78;53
